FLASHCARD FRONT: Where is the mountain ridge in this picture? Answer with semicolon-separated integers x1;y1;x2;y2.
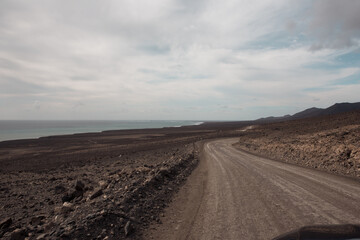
256;102;360;123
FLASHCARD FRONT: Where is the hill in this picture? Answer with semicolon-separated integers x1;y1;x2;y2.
257;102;360;122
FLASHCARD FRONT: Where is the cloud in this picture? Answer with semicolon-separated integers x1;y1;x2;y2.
0;77;45;95
0;0;359;120
308;0;360;51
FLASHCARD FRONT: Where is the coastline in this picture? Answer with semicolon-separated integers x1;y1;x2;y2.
0;121;248;172
0;120;205;143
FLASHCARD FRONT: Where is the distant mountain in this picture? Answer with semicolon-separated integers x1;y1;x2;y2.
292;102;360;120
321;102;360;116
290;107;322;120
256;102;360;123
255;115;291;123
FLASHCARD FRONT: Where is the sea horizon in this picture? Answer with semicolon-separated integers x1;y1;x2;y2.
0;120;204;142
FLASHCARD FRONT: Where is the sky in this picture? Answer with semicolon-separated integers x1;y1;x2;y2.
0;0;360;121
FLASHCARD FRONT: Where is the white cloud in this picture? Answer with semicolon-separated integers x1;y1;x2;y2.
0;0;359;120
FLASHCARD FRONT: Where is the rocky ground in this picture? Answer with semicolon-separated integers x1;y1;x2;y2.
1;144;197;240
3;110;359;239
234;111;360;179
0;124;248;240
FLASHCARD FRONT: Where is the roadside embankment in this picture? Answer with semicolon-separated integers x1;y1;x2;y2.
0;143;199;239
234;111;360;179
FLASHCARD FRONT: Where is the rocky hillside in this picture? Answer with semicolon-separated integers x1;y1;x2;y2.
256;102;360;123
235;111;360;178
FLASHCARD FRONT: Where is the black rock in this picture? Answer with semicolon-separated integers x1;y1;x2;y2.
10;228;27;240
124;221;134;236
0;217;12;230
75;180;85;192
62;193;74;203
30;215;45;226
54;185;66;194
90;188;103;200
62;190;83;203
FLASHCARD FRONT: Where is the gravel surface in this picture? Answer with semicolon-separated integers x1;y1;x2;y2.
146;139;360;240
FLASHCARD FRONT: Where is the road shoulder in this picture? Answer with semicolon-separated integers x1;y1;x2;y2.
143;141;209;240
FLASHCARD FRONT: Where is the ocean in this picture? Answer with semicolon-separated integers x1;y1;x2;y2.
0;120;203;142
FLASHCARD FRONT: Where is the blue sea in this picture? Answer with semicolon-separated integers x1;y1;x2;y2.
0;120;203;142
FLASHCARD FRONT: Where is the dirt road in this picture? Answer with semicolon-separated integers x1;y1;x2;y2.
145;138;360;240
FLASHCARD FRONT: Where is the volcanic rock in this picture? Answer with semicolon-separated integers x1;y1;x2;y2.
75;180;85;192
124;221;134;236
10;228;27;240
0;217;12;230
54;185;66;194
30;215;45;226
89;188;103;200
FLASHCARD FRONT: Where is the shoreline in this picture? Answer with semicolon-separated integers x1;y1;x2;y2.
0;121;249;173
0;120;206;143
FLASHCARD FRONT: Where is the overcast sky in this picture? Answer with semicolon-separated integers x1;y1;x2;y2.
1;0;360;120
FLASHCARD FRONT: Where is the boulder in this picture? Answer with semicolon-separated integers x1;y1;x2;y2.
0;217;12;230
54;202;74;215
10;228;27;240
75;180;85;192
30;215;45;226
54;185;66;194
90;188;103;200
124;221;134;236
62;189;83;203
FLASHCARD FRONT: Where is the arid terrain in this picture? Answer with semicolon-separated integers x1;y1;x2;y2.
0;124;247;239
145;139;360;240
235;110;360;179
1;110;360;239
142;111;360;240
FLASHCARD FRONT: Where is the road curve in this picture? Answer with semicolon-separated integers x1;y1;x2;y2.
145;138;360;240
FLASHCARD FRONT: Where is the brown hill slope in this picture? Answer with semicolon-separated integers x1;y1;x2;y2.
256;102;360;123
291;102;360;120
235;110;360;178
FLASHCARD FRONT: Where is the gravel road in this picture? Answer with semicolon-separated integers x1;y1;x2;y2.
145;138;360;240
